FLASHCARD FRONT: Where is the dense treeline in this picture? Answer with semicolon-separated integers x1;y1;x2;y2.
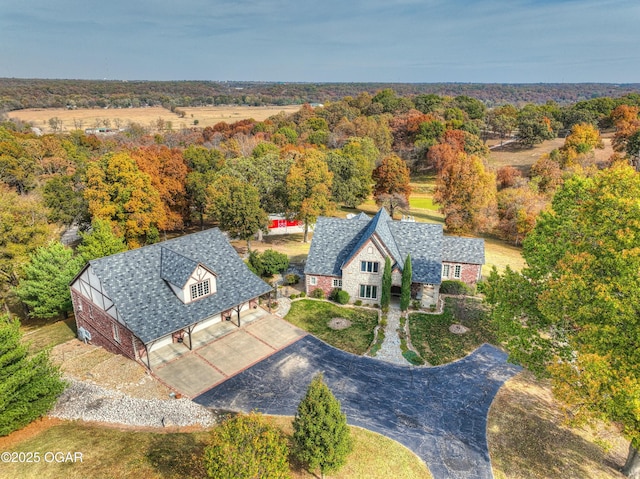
4;86;640;473
2;78;640;111
3;89;640;320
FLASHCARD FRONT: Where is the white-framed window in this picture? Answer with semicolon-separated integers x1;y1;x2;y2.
454;265;462;279
332;278;342;288
360;261;379;273
359;284;378;299
112;322;120;343
190;279;210;301
442;264;450;278
309;276;317;286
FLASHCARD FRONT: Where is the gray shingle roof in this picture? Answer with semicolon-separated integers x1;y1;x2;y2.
388;221;443;284
442;236;485;265
160;247;199;288
343;208;403;268
305;209;484;285
88;228;272;344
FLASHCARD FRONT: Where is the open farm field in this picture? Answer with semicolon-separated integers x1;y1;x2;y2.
8;105;302;133
488;134;615;174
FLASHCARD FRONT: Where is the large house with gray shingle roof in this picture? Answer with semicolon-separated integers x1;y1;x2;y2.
304;209;484;307
70;228;272;368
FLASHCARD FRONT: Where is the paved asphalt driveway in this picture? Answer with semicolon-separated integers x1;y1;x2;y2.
195;336;520;479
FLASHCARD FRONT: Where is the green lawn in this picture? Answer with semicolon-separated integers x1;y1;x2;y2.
21;317;77;353
409;195;439;211
1;422;210;479
408;297;498;365
284;299;379;355
2;419;432;479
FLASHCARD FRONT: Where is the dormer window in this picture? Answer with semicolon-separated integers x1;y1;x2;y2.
190;279;211;301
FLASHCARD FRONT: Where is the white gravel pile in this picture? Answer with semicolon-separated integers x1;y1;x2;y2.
50;379;217;428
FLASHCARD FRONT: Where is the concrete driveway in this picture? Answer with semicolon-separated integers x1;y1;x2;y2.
194;336;520;479
153;315;306;397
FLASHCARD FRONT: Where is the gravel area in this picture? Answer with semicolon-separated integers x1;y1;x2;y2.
50;379;217;428
275;297;292;317
375;306;411;366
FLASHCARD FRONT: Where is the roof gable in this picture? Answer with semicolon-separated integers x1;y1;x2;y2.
160;247;200;288
343;208;403;268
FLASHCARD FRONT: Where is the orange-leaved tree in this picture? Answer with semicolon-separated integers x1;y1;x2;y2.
434;152;496;234
372;154;411;218
130;145;188;232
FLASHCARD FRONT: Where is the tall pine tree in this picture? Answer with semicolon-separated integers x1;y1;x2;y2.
0;317;66;436
381;256;392;312
400;254;412;311
15;242;84;319
292;373;352;479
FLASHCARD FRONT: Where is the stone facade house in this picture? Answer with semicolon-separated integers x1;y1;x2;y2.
69;228;272;368
304;209;484;307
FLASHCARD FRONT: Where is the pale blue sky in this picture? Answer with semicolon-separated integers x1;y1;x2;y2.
1;0;638;82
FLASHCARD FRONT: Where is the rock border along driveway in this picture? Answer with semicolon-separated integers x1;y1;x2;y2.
195;335;520;479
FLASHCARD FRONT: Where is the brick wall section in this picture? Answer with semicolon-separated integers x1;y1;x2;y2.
442;262;482;285
71;290;139;362
305;275;335;297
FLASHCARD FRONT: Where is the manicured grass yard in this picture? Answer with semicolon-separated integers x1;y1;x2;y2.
409;195;439;211
284;299;379;355
408;297;498;365
21;317;77;353
0;422;210;479
1;419;432;479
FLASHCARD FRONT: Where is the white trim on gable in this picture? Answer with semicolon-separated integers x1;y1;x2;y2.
70;265;122;324
182;264;217;303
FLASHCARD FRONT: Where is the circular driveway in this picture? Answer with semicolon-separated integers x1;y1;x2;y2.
194;335;520;479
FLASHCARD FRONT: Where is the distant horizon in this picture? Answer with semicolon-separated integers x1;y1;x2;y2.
2;1;639;83
3;77;640;86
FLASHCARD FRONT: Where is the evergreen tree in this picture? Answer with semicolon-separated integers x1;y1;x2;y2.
0;317;66;436
400;254;412;311
292;374;352;479
15;242;84;319
381;256;391;312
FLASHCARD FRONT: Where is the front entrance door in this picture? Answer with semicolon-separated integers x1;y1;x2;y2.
391;286;401;297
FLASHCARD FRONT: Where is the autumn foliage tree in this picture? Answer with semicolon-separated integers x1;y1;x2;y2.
0;185;54;287
558;122;603;167
434;153;496;234
482;165;640;478
495;185;546;245
372;154;411;217
286;149;334;243
130;145;188;232
85;152;165;248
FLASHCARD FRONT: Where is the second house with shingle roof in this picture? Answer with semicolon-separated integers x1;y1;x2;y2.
304;209;484;307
